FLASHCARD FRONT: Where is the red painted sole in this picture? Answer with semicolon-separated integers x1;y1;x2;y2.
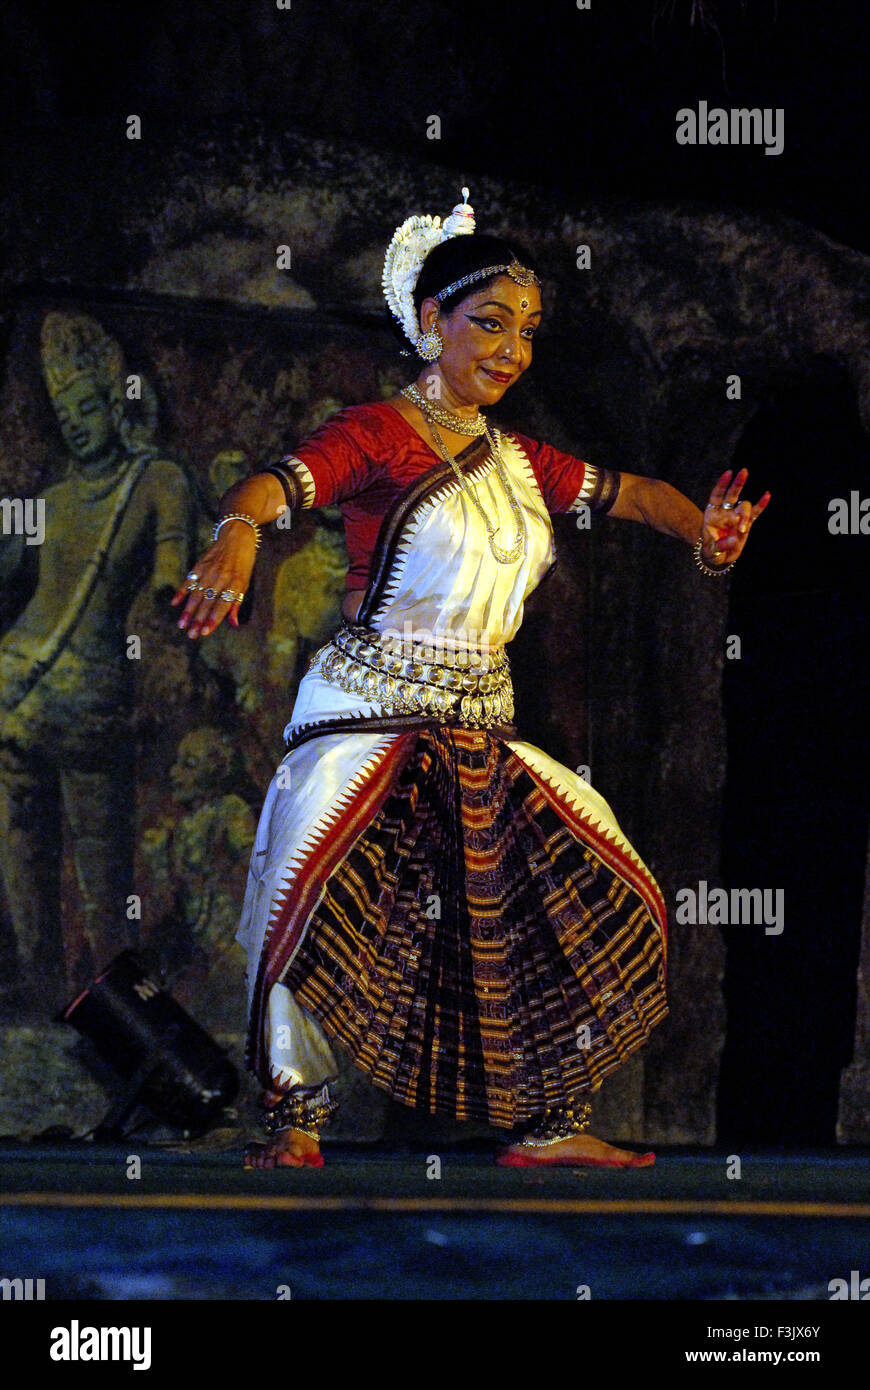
495;1150;656;1169
243;1146;324;1169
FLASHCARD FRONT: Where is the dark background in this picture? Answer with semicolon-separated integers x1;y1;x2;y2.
1;0;865;250
1;0;867;1145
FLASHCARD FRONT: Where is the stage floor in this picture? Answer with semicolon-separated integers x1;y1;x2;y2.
1;1146;868;1299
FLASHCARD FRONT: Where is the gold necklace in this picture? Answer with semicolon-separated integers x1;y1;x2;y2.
401;383;485;436
421;412;527;565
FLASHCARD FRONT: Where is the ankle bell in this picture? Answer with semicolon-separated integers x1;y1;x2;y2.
262;1082;339;1140
516;1100;593;1148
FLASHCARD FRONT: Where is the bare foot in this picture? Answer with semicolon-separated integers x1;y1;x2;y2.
243;1089;324;1169
244;1126;323;1169
496;1129;655;1168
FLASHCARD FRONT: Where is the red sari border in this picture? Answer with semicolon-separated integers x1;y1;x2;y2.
247;733;418;1082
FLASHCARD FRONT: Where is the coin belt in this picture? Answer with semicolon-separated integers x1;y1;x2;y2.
308;620;515;729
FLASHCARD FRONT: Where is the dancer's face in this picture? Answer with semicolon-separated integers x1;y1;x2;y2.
418;276;542;409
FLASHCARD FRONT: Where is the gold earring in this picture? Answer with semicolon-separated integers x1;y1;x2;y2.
417;328;443;361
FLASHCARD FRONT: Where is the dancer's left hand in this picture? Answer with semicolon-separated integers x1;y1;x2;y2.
700;469;771;566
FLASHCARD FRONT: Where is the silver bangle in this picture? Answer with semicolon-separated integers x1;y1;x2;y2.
694;535;734;576
213;512;261;550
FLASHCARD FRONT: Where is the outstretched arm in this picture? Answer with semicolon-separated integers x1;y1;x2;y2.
170;406;379;640
170;472;287;639
607;467;771;568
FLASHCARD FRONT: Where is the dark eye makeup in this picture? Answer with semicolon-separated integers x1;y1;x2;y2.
465;315;537;338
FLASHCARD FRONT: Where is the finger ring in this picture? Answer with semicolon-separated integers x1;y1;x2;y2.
187;572;199;581
220;589;244;603
204;587;216;600
721;502;735;510
186;583;204;592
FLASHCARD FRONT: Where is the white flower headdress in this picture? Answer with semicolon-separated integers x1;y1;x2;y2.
381;187;477;350
382;187;541;352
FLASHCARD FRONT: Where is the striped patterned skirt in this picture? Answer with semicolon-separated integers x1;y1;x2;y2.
245;720;667;1130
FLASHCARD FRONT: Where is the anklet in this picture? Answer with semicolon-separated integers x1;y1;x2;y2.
516;1101;593;1148
263;1083;338;1141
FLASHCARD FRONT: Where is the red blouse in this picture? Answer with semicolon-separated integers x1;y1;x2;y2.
272;401;596;592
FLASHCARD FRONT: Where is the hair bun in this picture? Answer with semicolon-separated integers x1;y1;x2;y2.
441;187;476;239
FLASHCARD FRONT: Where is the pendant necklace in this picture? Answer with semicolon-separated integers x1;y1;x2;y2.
401;385;527;565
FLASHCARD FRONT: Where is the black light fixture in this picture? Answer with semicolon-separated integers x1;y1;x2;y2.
60;950;239;1139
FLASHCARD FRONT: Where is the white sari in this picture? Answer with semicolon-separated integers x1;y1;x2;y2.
236;425;667;1108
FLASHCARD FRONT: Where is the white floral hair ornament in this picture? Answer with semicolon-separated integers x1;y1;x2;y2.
382;187;476;351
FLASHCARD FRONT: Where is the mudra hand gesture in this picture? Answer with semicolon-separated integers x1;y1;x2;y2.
699;468;771;568
171;518;258;639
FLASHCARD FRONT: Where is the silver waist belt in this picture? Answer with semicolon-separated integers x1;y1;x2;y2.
308;621;515;729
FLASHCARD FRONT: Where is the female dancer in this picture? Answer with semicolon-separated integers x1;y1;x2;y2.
173;190;769;1170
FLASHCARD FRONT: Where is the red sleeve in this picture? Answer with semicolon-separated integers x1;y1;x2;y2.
508;429;620;515
275;406;381;509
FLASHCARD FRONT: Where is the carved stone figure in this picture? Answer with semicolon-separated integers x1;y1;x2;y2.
0;311;193;1009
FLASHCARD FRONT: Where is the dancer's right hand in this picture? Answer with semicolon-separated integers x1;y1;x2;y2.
171;523;258;639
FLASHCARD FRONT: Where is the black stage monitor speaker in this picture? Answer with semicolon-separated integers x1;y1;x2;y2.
60;950;240;1138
